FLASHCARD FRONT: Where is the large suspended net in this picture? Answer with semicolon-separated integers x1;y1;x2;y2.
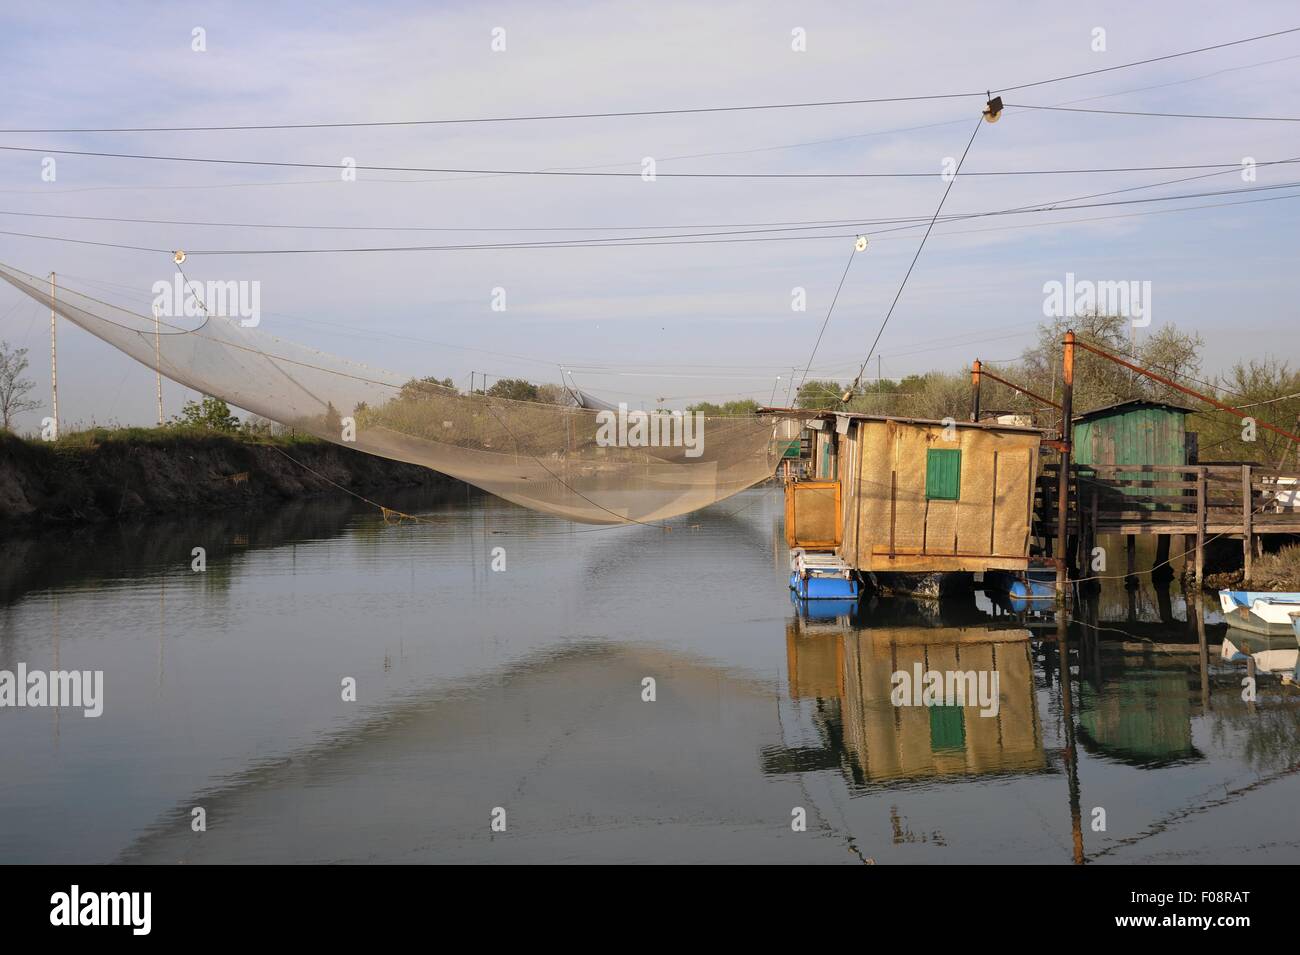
0;262;793;524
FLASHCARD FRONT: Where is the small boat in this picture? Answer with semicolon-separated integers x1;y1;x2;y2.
789;549;859;600
1221;626;1299;674
1217;590;1300;635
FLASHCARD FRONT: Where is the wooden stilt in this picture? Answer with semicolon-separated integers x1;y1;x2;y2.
1154;534;1169;578
1195;466;1207;585
1242;464;1253;584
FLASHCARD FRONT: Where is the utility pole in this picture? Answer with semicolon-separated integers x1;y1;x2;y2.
152;305;164;426
970;359;982;422
49;272;58;439
1056;330;1075;599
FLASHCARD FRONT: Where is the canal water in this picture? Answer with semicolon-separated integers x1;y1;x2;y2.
1;487;1297;864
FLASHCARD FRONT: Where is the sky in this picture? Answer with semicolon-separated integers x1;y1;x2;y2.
0;1;1298;431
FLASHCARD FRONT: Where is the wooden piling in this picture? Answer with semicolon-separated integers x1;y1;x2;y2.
1242;464;1253;583
1154;534;1170;576
1195;466;1207;584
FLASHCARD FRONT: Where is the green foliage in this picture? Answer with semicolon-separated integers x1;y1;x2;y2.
485;378;541;402
1196;359;1300;464
398;376;457;400
794;380;843;408
1018;312;1203;419
685;398;759;416
1246;544;1300;590
172;396;240;433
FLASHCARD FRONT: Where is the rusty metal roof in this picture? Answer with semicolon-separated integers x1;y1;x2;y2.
763;408;1050;434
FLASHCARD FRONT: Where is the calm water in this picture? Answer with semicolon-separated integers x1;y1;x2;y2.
1;488;1298;864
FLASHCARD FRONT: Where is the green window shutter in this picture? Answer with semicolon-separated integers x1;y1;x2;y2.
925;448;961;500
929;704;966;751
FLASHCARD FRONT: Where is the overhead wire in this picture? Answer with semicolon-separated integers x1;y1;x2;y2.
3;25;1296;133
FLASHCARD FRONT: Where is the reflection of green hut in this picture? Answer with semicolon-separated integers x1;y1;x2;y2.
1071;400;1195;506
1076;670;1199;767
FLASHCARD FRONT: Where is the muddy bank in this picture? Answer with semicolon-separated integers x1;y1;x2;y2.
0;431;461;527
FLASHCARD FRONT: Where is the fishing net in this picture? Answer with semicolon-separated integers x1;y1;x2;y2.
0;262;791;524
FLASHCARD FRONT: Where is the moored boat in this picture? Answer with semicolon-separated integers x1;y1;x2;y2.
1217;590;1300;636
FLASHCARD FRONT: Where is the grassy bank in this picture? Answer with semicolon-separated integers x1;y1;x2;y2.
0;427;459;526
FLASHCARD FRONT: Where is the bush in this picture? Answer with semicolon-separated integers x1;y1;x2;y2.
1248;544;1300;590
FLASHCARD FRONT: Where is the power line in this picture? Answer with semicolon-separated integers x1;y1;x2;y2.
846;115;985;397
10;51;1298;201
1006;102;1300;122
5;182;1300;257
794;243;864;396
5;25;1297;134
2;143;1295;180
992;25;1300;93
0;91;985;134
5;159;1297;235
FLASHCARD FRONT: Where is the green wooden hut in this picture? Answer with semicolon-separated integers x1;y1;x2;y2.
1072;399;1196;469
1072;399;1196;507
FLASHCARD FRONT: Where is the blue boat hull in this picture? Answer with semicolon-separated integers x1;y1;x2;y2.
789;571;859;600
985;571;1055;600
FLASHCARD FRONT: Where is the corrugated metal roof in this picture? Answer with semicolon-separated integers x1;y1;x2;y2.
825;412;1049;434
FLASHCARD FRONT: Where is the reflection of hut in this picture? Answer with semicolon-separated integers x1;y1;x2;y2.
1076;667;1199;767
779;623;1047;783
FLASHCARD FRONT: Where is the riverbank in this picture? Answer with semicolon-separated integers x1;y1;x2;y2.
0;428;460;527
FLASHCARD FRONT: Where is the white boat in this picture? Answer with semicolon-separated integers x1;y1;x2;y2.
1217;590;1300;636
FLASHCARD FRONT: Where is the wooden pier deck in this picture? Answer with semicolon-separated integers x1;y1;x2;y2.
1035;462;1300;580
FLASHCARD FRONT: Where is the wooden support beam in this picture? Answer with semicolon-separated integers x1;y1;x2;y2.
1195;466;1207;584
1242;464;1253;583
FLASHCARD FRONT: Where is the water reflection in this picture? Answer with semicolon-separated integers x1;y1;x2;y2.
772;612;1046;786
2;488;1299;863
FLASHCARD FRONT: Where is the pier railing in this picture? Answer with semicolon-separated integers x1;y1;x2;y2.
1034;462;1300;578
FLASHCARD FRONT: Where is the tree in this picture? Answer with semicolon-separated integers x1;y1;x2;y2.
1198;359;1300;465
1018;312;1202;416
173;395;240;432
0;341;39;430
485;378;541;402
686;399;760;416
398;376;456;400
794;380;843;408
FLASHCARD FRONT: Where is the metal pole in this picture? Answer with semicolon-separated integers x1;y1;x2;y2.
153;305;164;426
970;359;981;422
49;272;58;439
1056;330;1075;598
